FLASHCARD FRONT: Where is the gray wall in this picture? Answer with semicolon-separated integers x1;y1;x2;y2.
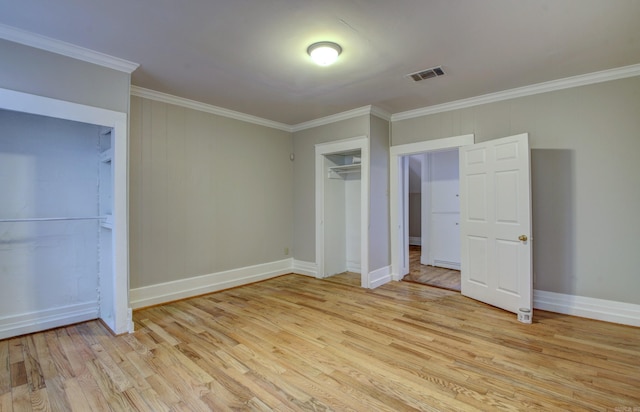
0;39;130;113
129;96;293;289
292;116;370;262
391;76;640;305
368;114;391;270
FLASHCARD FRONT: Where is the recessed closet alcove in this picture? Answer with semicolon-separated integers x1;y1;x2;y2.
0;88;130;339
315;137;369;287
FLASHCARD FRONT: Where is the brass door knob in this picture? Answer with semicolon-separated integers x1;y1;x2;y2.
518;235;528;241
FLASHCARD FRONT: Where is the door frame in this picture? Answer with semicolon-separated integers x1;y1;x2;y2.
0;87;131;335
389;134;474;280
315;136;370;287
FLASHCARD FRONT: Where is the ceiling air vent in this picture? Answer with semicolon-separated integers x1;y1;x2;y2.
407;66;445;82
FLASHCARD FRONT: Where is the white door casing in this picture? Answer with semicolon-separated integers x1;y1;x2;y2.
459;133;533;319
401;156;409;276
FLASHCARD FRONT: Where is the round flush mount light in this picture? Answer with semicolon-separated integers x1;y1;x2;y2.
307;42;342;66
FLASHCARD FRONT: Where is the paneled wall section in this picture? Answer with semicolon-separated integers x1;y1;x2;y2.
129;96;293;289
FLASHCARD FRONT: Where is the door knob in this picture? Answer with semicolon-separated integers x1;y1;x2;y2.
518;235;528;241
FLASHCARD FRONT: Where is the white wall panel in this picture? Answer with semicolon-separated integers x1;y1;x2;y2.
0;110;100;322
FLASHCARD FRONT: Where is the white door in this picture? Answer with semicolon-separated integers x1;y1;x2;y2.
459;133;532;320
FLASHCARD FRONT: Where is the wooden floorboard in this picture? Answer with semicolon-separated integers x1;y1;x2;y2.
1;273;639;411
403;245;461;292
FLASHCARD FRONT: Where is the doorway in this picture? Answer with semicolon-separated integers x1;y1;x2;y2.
389;134;474;282
391;133;533;322
400;149;463;291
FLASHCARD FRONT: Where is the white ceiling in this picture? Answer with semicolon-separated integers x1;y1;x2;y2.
1;0;639;125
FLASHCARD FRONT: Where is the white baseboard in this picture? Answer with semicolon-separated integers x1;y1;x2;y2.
369;265;392;289
534;290;640;327
433;260;461;271
292;260;317;277
130;258;293;309
409;236;422;246
346;261;361;274
0;301;99;340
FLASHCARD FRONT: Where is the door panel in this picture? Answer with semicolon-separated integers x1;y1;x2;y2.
467;236;489;285
466;174;487;221
460;133;532;319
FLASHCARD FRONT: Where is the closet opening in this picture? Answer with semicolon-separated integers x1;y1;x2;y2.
315;137;370;288
0;88;130;339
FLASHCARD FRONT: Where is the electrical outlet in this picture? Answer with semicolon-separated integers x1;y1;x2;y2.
284;247;289;255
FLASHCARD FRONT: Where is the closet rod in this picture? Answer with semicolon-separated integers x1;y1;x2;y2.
0;216;107;223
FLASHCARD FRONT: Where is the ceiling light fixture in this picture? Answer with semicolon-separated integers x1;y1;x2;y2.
307;42;342;66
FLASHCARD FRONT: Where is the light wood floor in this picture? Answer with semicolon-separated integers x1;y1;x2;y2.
2;273;640;411
403;245;462;291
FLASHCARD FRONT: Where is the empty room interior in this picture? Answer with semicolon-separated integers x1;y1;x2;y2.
0;1;639;410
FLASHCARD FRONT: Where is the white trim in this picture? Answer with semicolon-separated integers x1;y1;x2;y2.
534;290;640;327
370;106;392;122
390;135;475;282
409;236;422;246
0;87;126;126
109;117;130;334
0;23;139;73
390;135;475;156
315;137;370;288
433;260;461;271
400;157;410;276
0;302;99;340
130;259;293;309
130;87;393;132
0;87;130;336
130;86;292;132
420;153;431;268
391;63;640;121
127;308;134;334
293;260;318;277
292;105;390;132
346;262;362;273
368;266;392;289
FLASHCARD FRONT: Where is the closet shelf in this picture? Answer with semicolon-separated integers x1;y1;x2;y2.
101;214;113;230
99;148;113;163
328;163;361;178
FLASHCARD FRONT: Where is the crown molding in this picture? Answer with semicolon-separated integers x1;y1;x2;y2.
291;105;390;132
131;86;293;132
291;106;371;132
130;85;392;132
370;106;392;121
0;24;139;74
391;63;640;122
